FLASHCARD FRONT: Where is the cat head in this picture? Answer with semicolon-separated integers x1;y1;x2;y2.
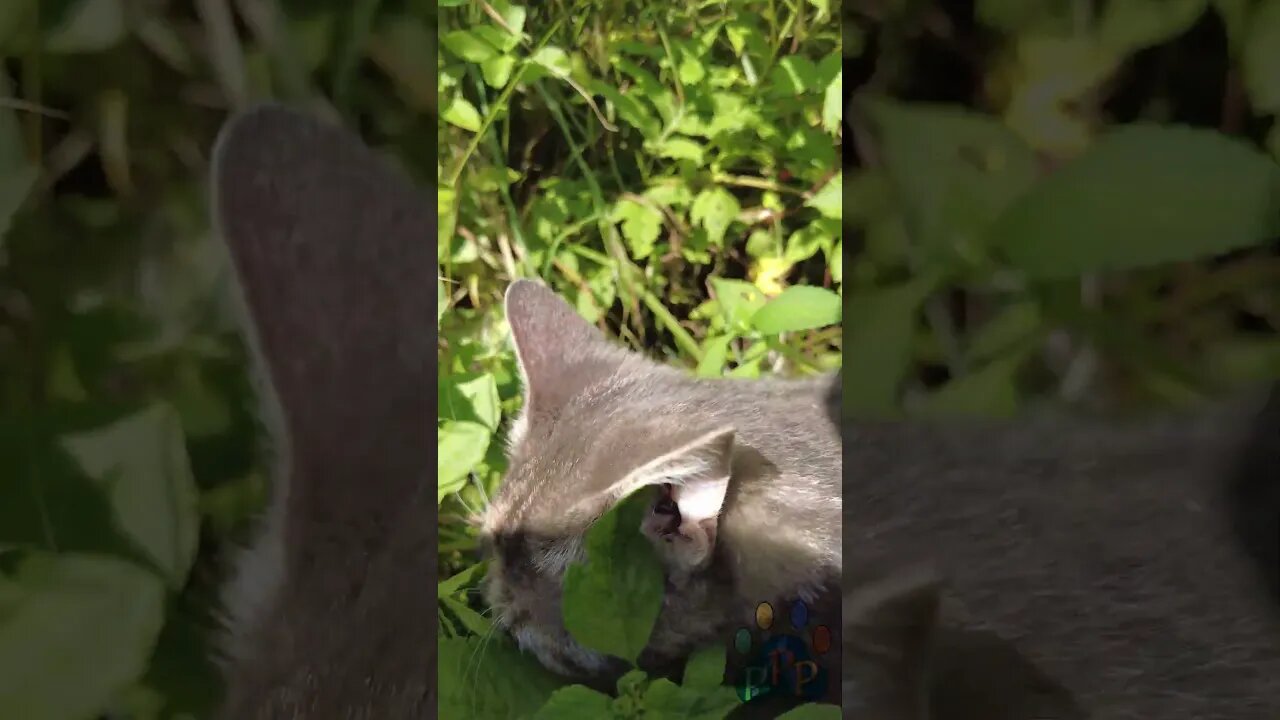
480;280;744;679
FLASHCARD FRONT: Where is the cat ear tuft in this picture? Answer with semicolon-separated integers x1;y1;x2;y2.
623;428;735;570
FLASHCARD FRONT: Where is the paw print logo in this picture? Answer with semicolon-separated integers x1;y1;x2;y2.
732;599;831;702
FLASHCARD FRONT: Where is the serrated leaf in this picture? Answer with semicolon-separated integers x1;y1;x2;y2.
0;553;166;720
562;492;664;664
642;678;740;720
751;285;841;334
613;198;664;259
531;685;614;720
990;124;1280;277
652;137;705;164
691;187;740;247
60;404;200;588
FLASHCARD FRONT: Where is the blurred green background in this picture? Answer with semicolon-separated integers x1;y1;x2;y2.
846;0;1280;419
1;1;443;718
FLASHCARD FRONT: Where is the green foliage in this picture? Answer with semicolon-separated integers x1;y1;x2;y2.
848;0;1280;421
562;492;665;665
0;0;446;717
438;0;841;716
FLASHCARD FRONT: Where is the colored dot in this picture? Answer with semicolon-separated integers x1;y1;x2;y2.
790;599;809;629
755;601;774;630
734;627;752;655
812;624;831;654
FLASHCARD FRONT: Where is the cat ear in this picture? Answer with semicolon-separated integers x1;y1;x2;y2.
504;279;617;417
621;427;736;570
843;565;941;718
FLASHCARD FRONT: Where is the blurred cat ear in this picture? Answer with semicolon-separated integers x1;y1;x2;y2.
504;279;617;417
621;427;736;570
843;565;941;717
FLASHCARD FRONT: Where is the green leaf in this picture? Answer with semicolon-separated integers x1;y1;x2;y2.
440;595;494;636
966;302;1043;364
975;0;1073;34
844;276;939;414
710;277;767;330
696;335;732;378
531;46;572;78
775;704;843;720
481;54;517;87
862;98;1038;263
531;685;614;720
642;678;740;720
919;350;1028;418
438;562;486;598
751;286;841;334
442;30;499;63
990;124;1280;278
613;198;664;259
1244;0;1280;113
562;492;664;664
491;0;528;39
822;69;842;134
438;421;492;502
1213;0;1253;57
691;187;740;247
60;404;200;588
440;373;502;431
805;172;842;220
0;553;165;720
682;645;727;689
1096;0;1208;57
438;635;565;719
652;137;706;164
442;95;483;132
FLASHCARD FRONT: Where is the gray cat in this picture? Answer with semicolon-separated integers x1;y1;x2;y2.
481;279;842;701
843;391;1280;719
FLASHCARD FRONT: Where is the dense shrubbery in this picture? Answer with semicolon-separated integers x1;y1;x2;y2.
437;1;843;717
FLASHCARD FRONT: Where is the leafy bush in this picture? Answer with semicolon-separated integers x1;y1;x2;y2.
437;0;842;717
846;0;1280;418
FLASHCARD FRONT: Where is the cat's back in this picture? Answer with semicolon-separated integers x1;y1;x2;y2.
843;397;1280;718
